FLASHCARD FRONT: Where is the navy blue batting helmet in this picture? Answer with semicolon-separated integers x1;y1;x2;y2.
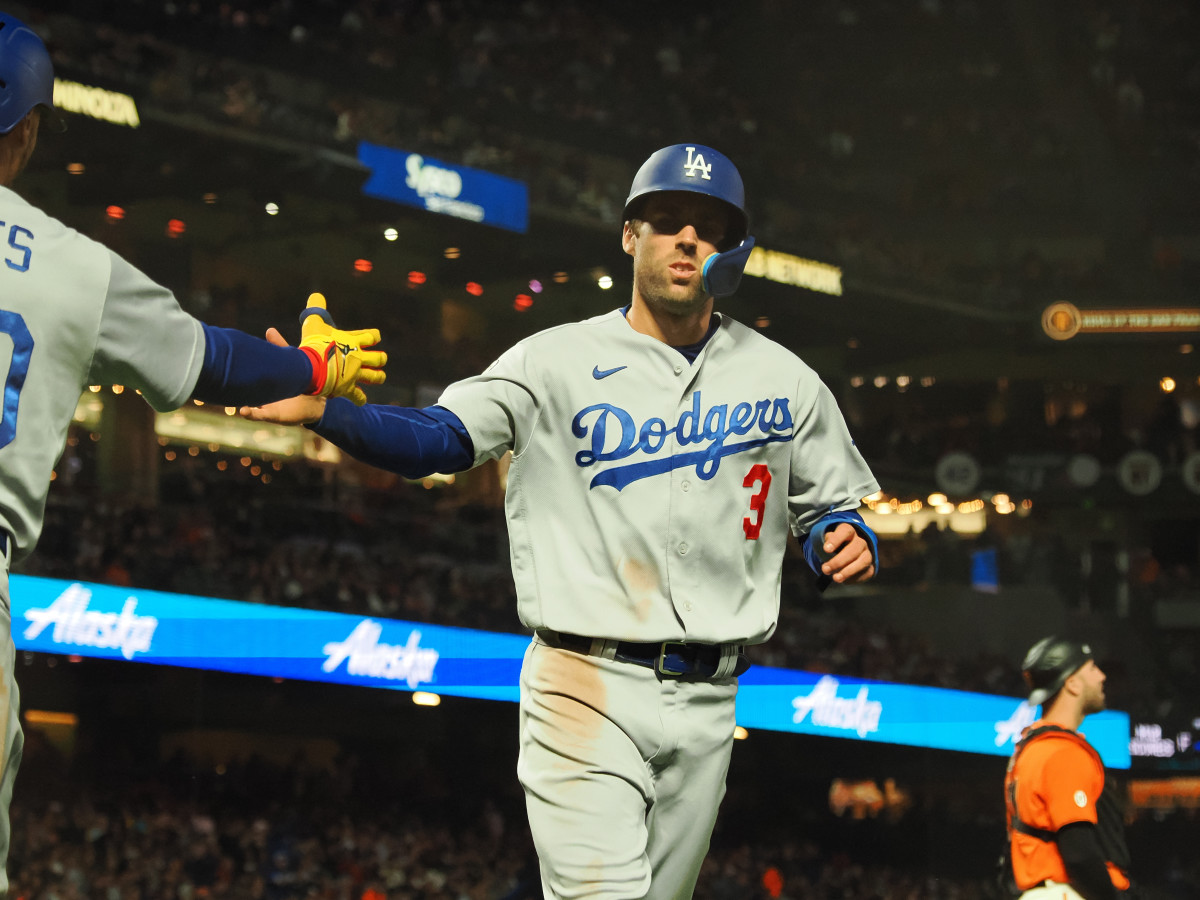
623;144;749;248
0;12;64;134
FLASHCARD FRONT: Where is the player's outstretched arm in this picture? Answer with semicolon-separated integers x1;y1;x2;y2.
239;326;475;479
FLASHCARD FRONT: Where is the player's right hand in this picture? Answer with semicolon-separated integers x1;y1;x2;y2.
819;523;876;584
298;292;387;406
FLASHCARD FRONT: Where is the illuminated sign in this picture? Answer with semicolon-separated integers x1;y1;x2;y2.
13;575;525;702
737;669;1130;768
53;79;140;128
357;141;529;233
743;246;843;295
22;582;157;660
1042;301;1200;340
1129;722;1194;759
791;674;882;737
10;575;1130;765
321;620;440;688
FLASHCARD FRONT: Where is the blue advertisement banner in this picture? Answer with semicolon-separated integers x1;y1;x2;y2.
9;575;1130;768
736;669;1130;768
357;141;529;233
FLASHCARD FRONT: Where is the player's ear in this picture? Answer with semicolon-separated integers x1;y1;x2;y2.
621;220;638;257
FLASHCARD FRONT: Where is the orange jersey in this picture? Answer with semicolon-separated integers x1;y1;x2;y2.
1004;722;1130;892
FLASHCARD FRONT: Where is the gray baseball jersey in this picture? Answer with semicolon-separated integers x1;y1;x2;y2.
0;184;205;560
438;307;879;646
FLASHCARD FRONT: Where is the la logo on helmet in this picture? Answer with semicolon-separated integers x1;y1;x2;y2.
682;146;712;180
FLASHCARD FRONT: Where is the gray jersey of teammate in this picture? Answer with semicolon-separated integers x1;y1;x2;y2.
0;167;211;900
0;190;372;894
0;185;206;556
0;14;384;894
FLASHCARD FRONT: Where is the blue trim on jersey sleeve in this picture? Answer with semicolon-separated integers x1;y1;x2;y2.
801;509;879;576
312;400;475;479
192;323;314;406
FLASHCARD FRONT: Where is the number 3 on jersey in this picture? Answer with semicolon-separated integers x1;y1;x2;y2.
742;464;772;540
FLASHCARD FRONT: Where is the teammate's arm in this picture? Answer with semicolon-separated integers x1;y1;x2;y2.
95;256;382;411
192;323;320;407
242;392;474;477
237;325;475;476
194;293;385;408
1056;823;1120;900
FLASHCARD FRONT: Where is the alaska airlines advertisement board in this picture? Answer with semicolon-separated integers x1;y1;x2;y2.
736;669;1129;768
9;575;1130;768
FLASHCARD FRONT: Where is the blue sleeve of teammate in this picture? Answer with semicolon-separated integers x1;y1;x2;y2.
801;509;880;576
192;323;314;406
312;399;475;479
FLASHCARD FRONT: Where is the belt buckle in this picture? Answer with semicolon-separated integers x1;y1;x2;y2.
656;641;690;676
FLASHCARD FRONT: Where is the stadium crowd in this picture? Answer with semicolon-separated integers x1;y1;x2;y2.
8;793;1004;900
2;2;1198;898
0;730;1020;900
8;724;1199;900
16;0;1198;317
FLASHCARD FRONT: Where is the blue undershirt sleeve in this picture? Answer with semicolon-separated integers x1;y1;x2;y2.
801;509;880;576
311;399;475;479
192;323;314;406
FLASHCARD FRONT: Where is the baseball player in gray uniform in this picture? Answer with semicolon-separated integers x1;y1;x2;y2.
0;14;386;894
244;143;880;899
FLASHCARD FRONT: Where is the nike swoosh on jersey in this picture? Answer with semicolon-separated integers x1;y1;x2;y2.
592;365;628;380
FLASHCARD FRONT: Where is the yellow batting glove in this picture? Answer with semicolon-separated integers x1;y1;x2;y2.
297;293;387;406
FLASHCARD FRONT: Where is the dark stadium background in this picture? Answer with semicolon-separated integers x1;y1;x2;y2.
3;0;1198;896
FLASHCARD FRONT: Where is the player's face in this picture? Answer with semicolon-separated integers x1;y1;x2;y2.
623;192;730;317
1076;660;1107;715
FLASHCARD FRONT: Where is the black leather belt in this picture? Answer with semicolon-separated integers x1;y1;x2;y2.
538;630;750;680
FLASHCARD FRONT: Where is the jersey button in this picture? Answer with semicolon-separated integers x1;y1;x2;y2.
674;364;683;375
684;601;694;611
681;481;690;492
679;542;689;555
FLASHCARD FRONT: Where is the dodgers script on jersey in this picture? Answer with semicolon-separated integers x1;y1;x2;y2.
438;309;879;645
0;185;206;559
